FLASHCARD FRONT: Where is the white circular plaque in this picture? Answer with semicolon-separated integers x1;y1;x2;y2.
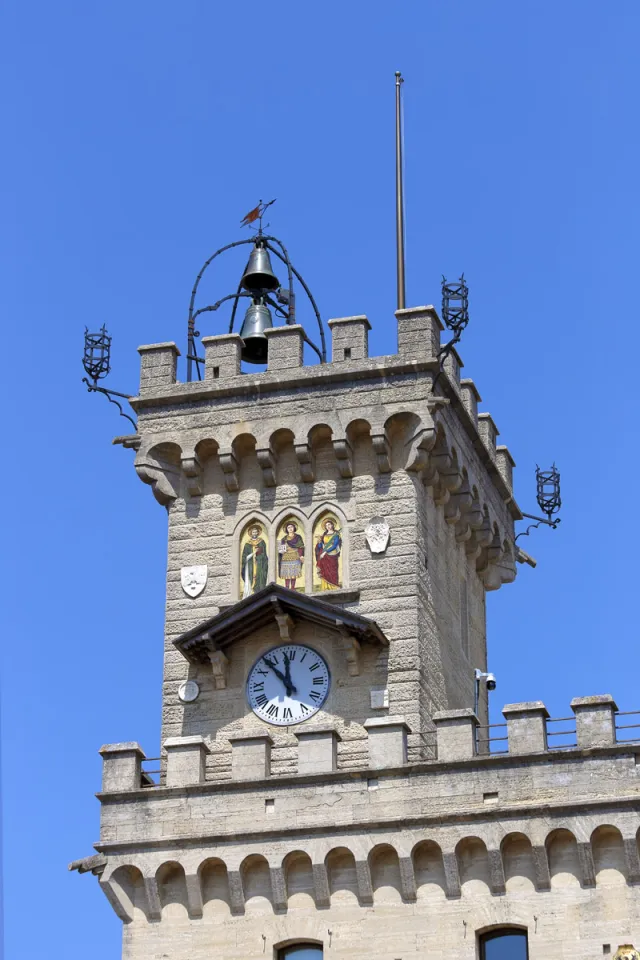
178;680;200;703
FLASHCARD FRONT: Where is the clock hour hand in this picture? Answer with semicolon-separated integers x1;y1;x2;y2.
282;652;297;697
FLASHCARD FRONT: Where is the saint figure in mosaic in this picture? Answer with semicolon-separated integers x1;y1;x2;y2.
314;517;342;591
278;521;305;590
241;523;268;598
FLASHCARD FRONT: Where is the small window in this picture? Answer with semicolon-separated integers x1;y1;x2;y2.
343;347;351;360
480;929;528;960
279;945;323;960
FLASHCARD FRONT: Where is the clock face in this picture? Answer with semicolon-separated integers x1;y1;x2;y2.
247;644;331;726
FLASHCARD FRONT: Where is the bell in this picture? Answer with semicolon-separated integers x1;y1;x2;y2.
239;300;273;364
241;241;280;293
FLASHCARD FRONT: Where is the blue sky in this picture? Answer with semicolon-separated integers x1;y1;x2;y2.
2;1;639;956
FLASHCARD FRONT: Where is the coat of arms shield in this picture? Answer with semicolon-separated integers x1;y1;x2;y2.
181;565;208;598
365;516;390;554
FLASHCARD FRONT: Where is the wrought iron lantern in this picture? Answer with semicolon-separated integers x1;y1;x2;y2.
516;464;562;541
434;274;470;388
82;326;136;430
441;274;469;337
82;325;112;383
536;463;561;519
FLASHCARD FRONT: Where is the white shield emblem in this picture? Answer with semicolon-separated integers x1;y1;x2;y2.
365;516;390;554
181;565;208;598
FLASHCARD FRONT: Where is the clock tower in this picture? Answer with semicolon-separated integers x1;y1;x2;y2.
71;236;640;960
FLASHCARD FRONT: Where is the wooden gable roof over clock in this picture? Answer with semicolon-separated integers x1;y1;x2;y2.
173;583;389;689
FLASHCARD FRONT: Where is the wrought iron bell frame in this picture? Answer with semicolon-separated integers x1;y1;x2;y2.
186;234;327;381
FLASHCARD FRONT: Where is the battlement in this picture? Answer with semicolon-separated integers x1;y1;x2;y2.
99;693;629;793
131;312;518;528
89;692;640;933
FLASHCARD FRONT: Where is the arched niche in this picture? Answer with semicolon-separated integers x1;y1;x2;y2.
501;833;536;892
199;857;231;917
325;847;358;904
591;825;627;886
369;843;402;903
546;829;580;889
110;865;148;923
240;854;273;913
412;840;446;900
283;851;315;908
156;861;189;920
456;836;491;895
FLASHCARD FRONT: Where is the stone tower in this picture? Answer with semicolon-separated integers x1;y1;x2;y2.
71;285;640;959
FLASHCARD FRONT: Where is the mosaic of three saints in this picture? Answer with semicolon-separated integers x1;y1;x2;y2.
241;518;342;597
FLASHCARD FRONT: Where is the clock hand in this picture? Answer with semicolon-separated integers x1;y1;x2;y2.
262;656;289;689
282;652;297;697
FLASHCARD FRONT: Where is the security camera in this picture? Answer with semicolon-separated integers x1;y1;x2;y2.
474;669;497;691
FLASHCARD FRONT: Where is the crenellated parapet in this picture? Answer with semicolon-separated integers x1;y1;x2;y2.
130;307;519;596
84;692;640;930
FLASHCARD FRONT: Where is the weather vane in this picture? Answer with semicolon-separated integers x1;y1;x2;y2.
240;198;277;234
82;325;136;430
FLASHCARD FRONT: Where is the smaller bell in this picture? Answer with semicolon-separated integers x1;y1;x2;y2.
239;300;273;364
241;241;280;293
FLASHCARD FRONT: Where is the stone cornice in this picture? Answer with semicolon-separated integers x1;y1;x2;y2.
94;793;640;855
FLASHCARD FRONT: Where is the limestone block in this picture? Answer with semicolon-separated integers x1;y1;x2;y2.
395;305;442;360
137;342;179;392
163;735;210;787
200;333;242;380
432;708;479;760
495;446;516;491
295;728;340;775
99;742;145;793
477;412;499;458
364;716;410;769
502;701;549;754
460;378;481;425
442;343;464;390
328;315;371;362
264;324;304;371
229;733;273;780
571;694;618;748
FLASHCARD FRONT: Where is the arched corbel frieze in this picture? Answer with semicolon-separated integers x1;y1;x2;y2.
134;444;182;506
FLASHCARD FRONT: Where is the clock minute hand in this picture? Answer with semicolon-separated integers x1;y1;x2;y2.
262;656;288;688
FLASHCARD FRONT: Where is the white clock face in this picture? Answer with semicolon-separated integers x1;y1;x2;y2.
247;644;330;726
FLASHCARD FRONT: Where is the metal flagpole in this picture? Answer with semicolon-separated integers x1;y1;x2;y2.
395;70;406;310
